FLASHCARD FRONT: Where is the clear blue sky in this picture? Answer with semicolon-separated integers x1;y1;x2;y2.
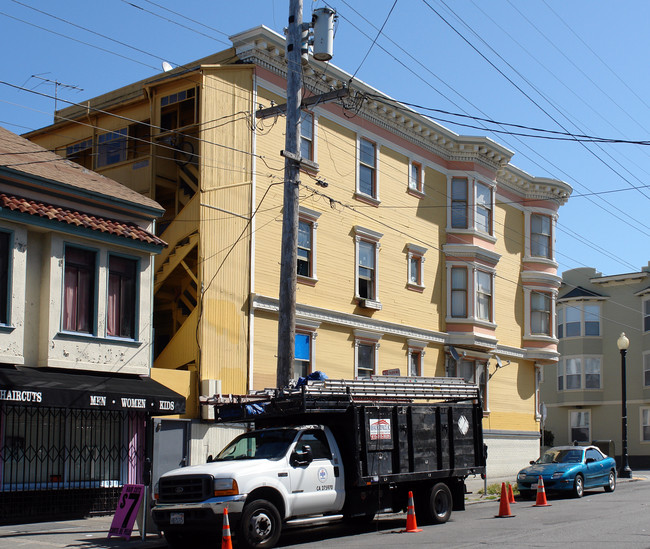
2;0;649;278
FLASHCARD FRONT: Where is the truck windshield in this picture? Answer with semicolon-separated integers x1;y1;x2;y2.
215;429;297;461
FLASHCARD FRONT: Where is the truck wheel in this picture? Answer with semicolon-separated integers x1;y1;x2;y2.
239;499;282;549
428;483;453;524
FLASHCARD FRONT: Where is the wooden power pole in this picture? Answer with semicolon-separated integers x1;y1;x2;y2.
276;0;304;388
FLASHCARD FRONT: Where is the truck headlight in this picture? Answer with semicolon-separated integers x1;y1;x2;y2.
213;478;239;496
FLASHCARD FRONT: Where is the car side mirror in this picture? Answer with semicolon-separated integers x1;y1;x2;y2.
529;460;536;465
291;445;313;467
586;457;595;464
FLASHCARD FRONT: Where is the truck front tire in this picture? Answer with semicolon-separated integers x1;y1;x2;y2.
238;499;282;549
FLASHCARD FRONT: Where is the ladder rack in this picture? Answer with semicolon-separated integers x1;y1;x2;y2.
201;377;480;422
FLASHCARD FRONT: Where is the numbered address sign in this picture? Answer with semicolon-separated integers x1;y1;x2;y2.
108;484;144;540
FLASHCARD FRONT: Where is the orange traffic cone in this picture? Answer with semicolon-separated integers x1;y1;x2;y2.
533;476;551;507
222;507;233;549
495;482;515;518
507;483;515;504
403;491;422;533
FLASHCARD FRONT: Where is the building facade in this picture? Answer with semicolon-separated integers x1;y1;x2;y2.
26;26;571;479
0;127;184;523
542;266;650;468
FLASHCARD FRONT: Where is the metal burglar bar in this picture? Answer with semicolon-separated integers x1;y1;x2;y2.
0;406;145;523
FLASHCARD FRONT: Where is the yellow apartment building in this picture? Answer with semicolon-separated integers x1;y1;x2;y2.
26;26;571;478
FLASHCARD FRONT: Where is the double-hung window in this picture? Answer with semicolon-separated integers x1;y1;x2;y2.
358;138;377;199
300;111;314;161
63;246;96;334
451;178;468;229
531;214;552;258
476;270;493;322
475;182;492;234
409;161;424;194
294;332;312;379
406;244;426;290
0;231;9;325
453;358;488;411
644;354;650;387
531;291;552;336
354;227;382;303
355;330;381;379
107;255;137;339
450;267;468;318
570;410;590;443
297;220;313;278
642;408;650;442
644;299;650;332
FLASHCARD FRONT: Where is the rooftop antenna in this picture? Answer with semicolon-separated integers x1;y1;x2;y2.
30;74;83;122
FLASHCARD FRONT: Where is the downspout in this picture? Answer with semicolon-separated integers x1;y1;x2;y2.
248;69;258;393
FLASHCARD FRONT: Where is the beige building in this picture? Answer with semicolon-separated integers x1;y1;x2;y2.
542;266;650;467
26;26;572;478
0;126;184;523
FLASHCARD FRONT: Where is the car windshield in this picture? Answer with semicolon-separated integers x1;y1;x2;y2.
538;449;583;464
214;429;297;461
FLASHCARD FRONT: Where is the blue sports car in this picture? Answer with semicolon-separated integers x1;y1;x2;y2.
517;445;617;499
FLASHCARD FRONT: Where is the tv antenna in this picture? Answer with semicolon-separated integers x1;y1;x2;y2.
30;74;84;120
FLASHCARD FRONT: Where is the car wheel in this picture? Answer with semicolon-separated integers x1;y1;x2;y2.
573;474;584;498
604;470;616;493
238;499;282;549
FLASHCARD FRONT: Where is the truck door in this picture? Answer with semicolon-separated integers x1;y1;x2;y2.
289;429;344;516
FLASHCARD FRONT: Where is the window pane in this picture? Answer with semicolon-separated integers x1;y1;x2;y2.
570;411;590;442
358;241;374;268
409;257;419;284
359;165;374;196
357;344;374;377
360;139;375;166
451;268;467;289
585;357;601;389
107;255;136;338
558;361;564;391
476;183;490;205
300;113;313;140
409;352;420;376
410;163;420;189
566;358;581;389
476;206;490;233
458;360;475;383
584;305;600;336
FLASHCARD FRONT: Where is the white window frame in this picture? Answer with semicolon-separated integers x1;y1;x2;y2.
407;339;427;377
297;207;321;284
406;243;426;291
569;409;591;444
447;175;497;240
446;263;496;326
354;226;382;303
641;407;650;443
643;352;650;388
557;301;601;339
299;110;316;162
530;213;552;259
524;210;557;265
356;137;380;204
354;329;381;379
558;356;602;391
408;159;425;197
524;287;557;339
644;297;650;333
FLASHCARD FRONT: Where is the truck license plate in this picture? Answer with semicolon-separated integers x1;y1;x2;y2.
170;512;184;525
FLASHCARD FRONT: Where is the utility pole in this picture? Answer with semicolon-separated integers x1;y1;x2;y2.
276;0;304;388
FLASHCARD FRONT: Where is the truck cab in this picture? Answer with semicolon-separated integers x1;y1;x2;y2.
152;425;345;548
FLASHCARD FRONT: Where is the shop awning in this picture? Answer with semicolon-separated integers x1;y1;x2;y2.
0;366;185;415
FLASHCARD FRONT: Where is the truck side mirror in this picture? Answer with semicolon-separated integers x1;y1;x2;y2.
291;445;313;467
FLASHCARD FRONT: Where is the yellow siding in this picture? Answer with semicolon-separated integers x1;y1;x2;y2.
199;66;254;394
151;366;197;419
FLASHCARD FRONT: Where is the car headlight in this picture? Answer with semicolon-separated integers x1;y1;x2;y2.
517;472;526;480
552;471;564;479
213;478;239;496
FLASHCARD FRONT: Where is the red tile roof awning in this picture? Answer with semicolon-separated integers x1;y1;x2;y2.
0;193;166;247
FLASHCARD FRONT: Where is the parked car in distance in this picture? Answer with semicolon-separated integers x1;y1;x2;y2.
517;445;617;499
